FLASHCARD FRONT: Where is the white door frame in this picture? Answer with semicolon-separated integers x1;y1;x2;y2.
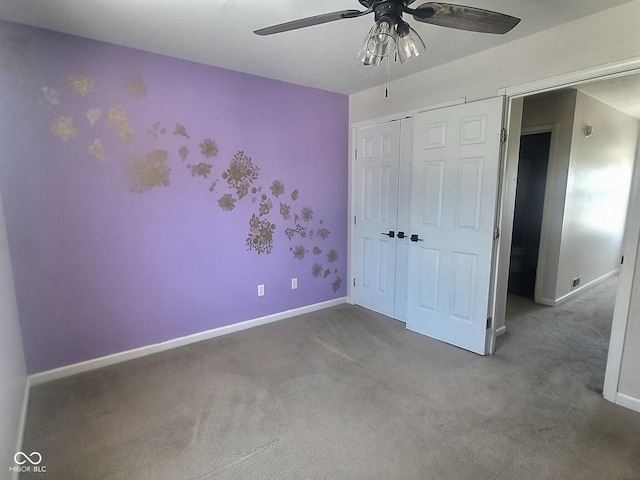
497;56;640;407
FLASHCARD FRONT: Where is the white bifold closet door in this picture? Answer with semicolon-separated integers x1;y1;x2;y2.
353;97;504;355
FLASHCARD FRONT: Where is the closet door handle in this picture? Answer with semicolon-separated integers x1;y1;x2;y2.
381;230;395;238
410;234;423;242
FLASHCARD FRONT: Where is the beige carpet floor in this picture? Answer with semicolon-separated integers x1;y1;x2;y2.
21;276;640;479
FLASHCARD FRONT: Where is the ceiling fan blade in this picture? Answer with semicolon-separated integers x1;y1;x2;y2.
412;3;520;34
254;10;367;36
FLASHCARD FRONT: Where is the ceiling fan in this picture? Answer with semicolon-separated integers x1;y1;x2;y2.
255;1;520;66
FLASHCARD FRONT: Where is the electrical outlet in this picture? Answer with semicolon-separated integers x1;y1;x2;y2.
572;277;581;288
291;278;298;289
257;284;265;296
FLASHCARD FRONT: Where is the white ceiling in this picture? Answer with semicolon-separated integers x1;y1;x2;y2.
576;74;640;119
0;0;636;95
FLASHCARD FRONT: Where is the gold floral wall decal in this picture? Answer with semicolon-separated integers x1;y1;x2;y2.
108;104;135;142
218;193;236;211
246;214;275;254
279;203;291;220
147;122;166;139
174;123;190;139
258;196;272;216
120;125;134;142
222;151;259;200
270;180;285;197
107;104;126;128
86;108;101;126
312;264;323;277
88;138;106;162
187;162;212;178
179;146;189;162
50;116;77;142
40;87;60;109
284;227;295;240
284;223;308;241
301;207;313;222
126;75;147;99
36;66;343;291
249;186;264;204
292;245;306;260
200;138;218;158
316;228;330;240
68;74;94;97
127;149;170;192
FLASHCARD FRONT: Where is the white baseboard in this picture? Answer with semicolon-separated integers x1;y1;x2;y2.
538;270;619;307
29;298;347;386
615;392;640;414
495;325;507;337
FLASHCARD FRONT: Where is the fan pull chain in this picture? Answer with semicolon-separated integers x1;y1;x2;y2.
385;54;390;98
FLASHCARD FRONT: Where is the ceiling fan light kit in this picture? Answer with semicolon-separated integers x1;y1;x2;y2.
357;21;398;66
255;1;520;68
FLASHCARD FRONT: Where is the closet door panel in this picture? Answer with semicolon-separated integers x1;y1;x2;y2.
407;97;505;355
353;121;401;317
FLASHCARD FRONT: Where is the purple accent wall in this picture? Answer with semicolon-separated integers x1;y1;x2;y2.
0;21;348;374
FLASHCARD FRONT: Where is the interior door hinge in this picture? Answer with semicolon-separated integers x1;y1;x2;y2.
486;317;492;329
500;128;507;143
355;148;358;160
493;227;500;240
354;216;357;225
353;278;356;287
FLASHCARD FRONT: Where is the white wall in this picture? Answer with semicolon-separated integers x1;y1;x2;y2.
350;0;640;406
0;191;28;470
556;91;638;300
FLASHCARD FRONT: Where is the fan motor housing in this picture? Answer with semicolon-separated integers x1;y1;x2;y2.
359;0;418;7
369;1;407;23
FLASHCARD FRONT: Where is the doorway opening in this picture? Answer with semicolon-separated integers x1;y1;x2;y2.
507;132;551;298
496;67;640;404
